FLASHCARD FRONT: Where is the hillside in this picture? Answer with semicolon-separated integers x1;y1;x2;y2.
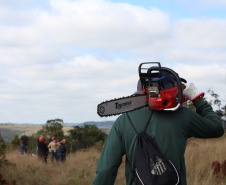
0;121;114;142
77;120;114;128
0;124;74;143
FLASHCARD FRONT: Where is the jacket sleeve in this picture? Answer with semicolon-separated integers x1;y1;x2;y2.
189;98;224;138
92;122;124;185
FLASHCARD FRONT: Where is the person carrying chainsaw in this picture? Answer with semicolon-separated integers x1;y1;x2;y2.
92;62;224;185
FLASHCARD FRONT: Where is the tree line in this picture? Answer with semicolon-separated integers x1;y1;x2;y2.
11;119;108;154
0;119;108;167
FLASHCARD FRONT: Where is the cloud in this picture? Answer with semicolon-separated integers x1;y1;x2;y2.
175;63;226;102
0;0;170;65
0;0;225;123
37;0;170;50
174;18;226;49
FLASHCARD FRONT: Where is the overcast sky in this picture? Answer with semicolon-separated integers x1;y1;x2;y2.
0;0;226;124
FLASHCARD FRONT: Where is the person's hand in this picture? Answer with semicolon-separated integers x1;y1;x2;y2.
183;82;204;101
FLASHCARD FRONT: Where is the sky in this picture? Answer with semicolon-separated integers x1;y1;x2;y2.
0;0;226;124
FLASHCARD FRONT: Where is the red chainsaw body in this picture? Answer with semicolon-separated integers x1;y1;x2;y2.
144;86;188;111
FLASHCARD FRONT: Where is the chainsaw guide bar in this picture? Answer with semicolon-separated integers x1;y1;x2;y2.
97;94;148;117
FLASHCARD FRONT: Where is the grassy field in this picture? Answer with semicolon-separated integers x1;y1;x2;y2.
0;135;225;185
185;135;226;185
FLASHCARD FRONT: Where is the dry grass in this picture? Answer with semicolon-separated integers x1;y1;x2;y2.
185;135;226;185
1;148;99;185
0;135;225;185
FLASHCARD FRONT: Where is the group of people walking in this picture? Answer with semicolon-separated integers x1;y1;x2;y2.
37;136;67;164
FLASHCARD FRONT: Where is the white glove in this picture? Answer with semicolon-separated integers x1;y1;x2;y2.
183;83;204;101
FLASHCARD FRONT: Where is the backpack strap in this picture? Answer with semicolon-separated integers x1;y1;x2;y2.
126;113;138;134
126;111;154;134
126;156;136;185
144;111;154;132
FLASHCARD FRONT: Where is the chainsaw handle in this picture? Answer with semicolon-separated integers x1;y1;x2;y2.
164;103;181;111
139;62;162;82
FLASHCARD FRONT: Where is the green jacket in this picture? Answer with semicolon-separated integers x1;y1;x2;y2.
92;98;224;185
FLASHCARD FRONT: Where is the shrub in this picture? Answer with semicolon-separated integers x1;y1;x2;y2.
0;134;7;166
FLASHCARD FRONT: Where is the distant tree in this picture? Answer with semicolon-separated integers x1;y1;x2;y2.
20;135;29;146
26;134;39;154
207;88;226;132
208;88;222;115
222;105;226;132
67;124;107;152
36;118;64;141
0;134;7;166
10;134;20;148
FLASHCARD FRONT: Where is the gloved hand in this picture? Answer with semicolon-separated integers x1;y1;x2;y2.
183;82;205;101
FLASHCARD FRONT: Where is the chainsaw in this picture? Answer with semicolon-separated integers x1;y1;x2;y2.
97;62;188;117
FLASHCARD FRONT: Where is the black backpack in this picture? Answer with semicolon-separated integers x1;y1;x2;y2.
126;112;180;185
60;144;66;153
